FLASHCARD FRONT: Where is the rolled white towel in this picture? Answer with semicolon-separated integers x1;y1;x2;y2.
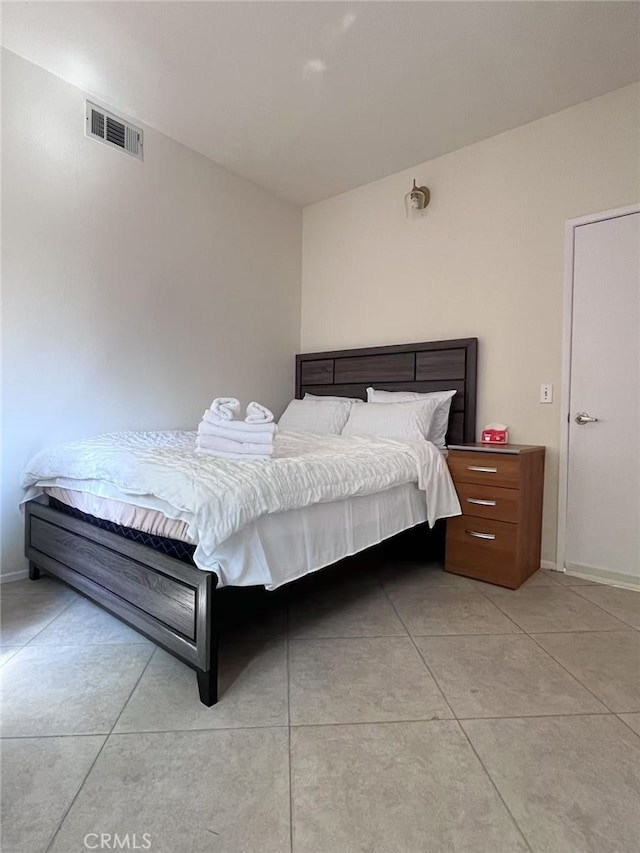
201;410;278;437
196;434;273;455
195;446;271;461
197;420;276;444
245;401;274;424
210;397;241;421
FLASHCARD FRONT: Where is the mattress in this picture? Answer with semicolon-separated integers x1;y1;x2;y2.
25;430;460;589
47;495;197;564
21;431;460;589
44;483;429;589
45;487;193;543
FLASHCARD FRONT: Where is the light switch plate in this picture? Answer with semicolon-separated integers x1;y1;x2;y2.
540;384;553;403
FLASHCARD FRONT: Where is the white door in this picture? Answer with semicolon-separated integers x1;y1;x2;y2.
565;210;640;581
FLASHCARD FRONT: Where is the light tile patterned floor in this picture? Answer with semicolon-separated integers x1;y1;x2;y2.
1;563;639;852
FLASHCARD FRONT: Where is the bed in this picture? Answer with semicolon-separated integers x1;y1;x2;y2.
23;338;477;705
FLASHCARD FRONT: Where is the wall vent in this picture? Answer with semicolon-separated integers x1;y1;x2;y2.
85;101;143;161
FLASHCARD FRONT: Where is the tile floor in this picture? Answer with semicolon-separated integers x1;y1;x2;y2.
1;562;639;853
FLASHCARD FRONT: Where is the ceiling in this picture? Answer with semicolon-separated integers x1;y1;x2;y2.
2;1;639;205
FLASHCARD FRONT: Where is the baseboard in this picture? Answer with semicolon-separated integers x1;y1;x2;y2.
564;564;640;591
547;557;639;590
0;568;29;584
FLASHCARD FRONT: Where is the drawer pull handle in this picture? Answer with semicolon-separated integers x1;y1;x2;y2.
467;465;498;473
466;530;496;540
467;498;497;507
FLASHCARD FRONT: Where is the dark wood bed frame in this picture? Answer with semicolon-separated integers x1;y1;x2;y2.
25;337;477;706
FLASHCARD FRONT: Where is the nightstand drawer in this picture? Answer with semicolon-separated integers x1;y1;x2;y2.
448;451;520;489
456;482;519;524
445;517;518;583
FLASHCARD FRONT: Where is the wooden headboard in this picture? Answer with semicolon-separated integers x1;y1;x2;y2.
295;338;478;445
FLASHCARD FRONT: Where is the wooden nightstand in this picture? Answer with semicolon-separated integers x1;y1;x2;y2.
445;443;545;589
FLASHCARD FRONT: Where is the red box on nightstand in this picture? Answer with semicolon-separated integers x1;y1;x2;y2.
481;427;509;444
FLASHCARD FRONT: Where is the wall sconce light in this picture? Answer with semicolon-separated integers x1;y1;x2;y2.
404;179;430;219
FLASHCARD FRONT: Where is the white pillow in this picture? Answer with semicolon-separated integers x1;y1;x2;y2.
366;387;456;448
304;393;362;403
341;399;440;442
278;399;352;435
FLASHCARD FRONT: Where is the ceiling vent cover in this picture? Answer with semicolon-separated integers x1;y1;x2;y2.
85;101;143;161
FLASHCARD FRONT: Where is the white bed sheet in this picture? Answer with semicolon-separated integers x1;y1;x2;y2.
23;431;461;586
44;483;428;589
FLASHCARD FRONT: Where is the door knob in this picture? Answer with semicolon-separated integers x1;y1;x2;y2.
575;412;599;425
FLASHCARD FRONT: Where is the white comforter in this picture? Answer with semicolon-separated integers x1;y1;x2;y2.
21;430;460;573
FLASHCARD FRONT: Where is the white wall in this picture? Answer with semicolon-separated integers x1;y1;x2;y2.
1;50;301;578
301;83;640;564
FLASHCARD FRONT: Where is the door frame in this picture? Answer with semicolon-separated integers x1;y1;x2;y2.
556;203;640;578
